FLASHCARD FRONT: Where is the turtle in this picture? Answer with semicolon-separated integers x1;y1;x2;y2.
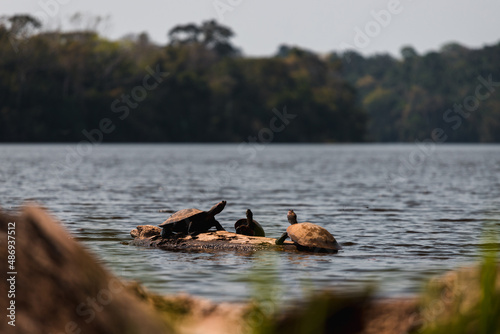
159;201;227;238
234;209;265;237
275;210;342;253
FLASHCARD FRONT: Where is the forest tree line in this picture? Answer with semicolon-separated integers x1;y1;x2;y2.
1;14;499;142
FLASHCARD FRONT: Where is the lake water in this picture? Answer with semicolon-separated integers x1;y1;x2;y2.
1;144;499;302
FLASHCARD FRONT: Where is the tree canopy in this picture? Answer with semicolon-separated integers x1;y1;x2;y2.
334;42;500;142
0;14;499;143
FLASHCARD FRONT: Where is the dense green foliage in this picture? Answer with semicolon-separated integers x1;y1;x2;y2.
335;43;500;142
0;15;365;142
1;14;499;142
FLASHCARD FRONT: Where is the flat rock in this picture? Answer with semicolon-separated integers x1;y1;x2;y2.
130;225;297;252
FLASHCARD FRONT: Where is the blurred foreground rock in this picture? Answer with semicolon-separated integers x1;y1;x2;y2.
0;205;171;334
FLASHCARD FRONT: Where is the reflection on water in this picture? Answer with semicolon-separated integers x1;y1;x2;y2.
1;144;499;302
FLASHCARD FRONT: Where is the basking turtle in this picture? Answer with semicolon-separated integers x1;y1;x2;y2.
234;209;265;237
159;201;227;238
275;210;341;252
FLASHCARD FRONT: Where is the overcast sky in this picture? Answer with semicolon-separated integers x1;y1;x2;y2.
3;0;500;57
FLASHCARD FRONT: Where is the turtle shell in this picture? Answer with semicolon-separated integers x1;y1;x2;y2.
235;219;266;237
159;208;204;227
287;223;341;251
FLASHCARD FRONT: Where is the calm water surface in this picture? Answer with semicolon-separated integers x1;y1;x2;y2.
1;144;499;302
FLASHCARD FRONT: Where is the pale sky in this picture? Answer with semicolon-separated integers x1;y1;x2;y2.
3;0;500;57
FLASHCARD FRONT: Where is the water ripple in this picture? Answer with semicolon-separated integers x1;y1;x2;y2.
1;143;499;302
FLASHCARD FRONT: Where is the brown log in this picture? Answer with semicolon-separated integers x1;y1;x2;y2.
130;225;297;252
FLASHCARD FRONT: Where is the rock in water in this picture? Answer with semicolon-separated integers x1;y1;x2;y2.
131;225;296;252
